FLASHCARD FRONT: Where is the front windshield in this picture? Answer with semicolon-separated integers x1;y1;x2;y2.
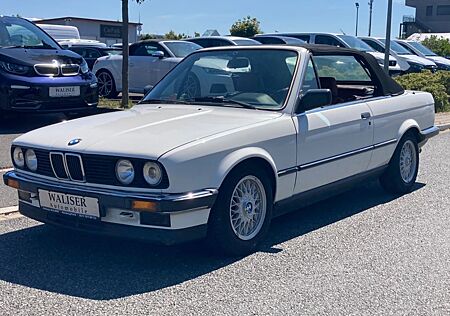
144;49;299;110
408;41;437;56
337;35;375;52
0;17;59;49
164;42;202;58
380;39;411;55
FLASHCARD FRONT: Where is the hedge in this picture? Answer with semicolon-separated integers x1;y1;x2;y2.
395;71;450;112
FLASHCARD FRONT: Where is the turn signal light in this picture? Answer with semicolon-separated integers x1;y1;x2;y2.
131;200;158;212
6;179;19;189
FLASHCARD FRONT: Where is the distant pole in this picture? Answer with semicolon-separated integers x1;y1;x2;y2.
384;0;393;74
355;2;360;36
368;0;374;36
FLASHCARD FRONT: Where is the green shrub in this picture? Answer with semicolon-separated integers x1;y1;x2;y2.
395;71;450;112
422;36;450;57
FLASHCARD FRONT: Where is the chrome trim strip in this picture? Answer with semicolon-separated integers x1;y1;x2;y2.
49;152;69;180
7;170;218;202
64;153;86;183
278;139;398;176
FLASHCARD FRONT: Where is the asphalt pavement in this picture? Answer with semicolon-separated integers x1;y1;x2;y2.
0;132;448;315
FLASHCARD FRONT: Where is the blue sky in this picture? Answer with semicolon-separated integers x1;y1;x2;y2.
1;0;415;38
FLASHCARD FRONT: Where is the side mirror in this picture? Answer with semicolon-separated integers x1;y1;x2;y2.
295;89;332;114
151;51;165;59
143;85;154;96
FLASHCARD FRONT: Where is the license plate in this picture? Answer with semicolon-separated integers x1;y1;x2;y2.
49;86;80;97
39;190;99;219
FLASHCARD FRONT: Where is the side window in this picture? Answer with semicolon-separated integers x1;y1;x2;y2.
315;35;343;47
131;43;159;56
85;48;101;59
365;40;385;53
296;35;310;43
301;59;319;92
314;55;371;82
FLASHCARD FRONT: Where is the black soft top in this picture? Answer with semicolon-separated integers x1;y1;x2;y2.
300;44;405;96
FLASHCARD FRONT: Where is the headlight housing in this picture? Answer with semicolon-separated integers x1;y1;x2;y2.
80;59;89;74
116;159;135;185
143;162;162;186
407;61;425;72
12;147;25;168
0;61;31;75
25;149;38;171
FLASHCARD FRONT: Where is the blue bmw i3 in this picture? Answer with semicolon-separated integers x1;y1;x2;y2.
0;16;98;118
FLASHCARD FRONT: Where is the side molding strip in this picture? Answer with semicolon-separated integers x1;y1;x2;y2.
277;139;397;177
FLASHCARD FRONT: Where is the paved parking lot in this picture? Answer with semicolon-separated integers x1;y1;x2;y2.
0;131;448;315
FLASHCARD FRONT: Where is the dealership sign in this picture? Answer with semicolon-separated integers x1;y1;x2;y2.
100;24;122;38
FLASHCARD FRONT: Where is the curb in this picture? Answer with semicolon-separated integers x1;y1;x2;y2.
437;123;450;132
0;206;18;215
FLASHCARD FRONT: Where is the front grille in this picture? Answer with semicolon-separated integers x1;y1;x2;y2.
31;149;169;189
34;64;59;76
61;64;80;76
66;154;85;181
33;64;80;76
50;153;68;179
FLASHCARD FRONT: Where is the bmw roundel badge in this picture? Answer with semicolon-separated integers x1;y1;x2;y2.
68;138;82;146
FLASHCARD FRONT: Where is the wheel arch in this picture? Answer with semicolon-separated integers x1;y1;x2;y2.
397;119;422;144
216;148;278;199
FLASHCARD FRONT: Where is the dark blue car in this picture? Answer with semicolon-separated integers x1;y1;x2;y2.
0;16;98;118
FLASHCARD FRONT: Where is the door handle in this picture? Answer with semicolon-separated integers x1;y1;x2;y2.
361;112;371;120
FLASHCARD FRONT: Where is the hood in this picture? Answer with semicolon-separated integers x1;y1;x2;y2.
428;56;450;66
13;104;282;159
400;54;437;66
369;51;395;62
0;48;82;66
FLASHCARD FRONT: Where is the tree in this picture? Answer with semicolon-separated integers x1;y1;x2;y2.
194;32;201;38
121;0;145;108
230;16;262;38
139;33;161;40
164;30;188;40
422;35;450;57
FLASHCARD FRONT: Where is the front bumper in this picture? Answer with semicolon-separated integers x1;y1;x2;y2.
0;72;98;113
3;171;218;245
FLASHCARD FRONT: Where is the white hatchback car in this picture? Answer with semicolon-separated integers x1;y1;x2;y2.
5;45;439;255
93;39;201;97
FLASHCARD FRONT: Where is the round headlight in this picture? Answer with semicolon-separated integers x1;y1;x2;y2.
25;149;38;171
116;160;135;185
143;162;162;186
13;147;25;168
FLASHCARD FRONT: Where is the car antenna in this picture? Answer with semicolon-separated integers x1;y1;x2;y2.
340;29;347;35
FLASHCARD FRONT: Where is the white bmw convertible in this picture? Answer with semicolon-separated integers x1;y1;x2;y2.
4;45;439;255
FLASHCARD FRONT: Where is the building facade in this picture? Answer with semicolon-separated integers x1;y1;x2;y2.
35;17;142;46
401;0;450;38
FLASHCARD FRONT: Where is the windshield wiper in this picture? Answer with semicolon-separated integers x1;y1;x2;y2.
139;98;191;105
187;96;256;109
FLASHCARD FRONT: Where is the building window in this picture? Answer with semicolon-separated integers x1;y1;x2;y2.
437;5;450;16
426;5;433;16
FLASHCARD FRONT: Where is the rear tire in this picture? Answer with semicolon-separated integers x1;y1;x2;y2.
96;70;118;99
207;164;273;256
380;133;419;194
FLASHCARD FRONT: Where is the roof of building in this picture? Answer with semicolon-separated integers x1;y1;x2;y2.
35;16;142;26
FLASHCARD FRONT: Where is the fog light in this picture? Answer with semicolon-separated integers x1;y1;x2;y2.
132;200;158;212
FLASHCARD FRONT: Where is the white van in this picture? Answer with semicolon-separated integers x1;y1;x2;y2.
37;24;80;41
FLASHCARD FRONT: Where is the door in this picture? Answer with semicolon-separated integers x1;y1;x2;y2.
129;42;167;92
293;56;374;194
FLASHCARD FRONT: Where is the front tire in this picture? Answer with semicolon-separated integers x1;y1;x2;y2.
96;70;118;99
380;133;419;194
207;165;273;256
